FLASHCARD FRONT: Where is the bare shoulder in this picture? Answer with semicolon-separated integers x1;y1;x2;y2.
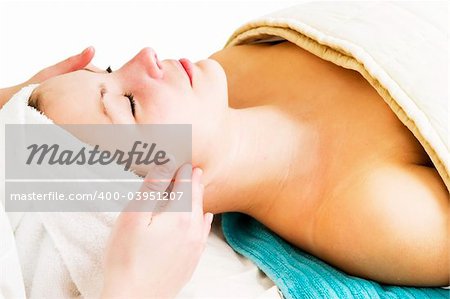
358;163;449;207
323;162;449;226
313;162;449;285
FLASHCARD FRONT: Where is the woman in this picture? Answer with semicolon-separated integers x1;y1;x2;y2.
0;49;214;299
2;40;449;288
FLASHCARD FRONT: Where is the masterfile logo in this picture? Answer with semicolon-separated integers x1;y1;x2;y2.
4;124;192;212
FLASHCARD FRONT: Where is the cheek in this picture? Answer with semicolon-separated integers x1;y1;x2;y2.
135;87;175;121
137;94;199;125
44;96;110;125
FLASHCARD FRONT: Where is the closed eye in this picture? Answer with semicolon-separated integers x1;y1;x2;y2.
125;93;135;116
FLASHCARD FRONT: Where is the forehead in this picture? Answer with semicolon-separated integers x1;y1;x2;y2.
35;70;111;124
41;70;102;93
33;71;105;114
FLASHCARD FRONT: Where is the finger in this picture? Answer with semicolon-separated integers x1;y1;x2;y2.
191;167;204;220
56;46;95;72
138;158;177;215
202;212;214;243
167;163;193;213
139;158;177;193
41;46;95;80
123;157;177;215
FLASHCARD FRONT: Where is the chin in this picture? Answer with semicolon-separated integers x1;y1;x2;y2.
197;59;226;79
195;59;228;102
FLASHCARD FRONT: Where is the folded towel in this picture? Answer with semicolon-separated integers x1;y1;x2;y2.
222;213;449;299
225;1;449;193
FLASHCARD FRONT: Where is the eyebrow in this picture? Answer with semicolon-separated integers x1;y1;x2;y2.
100;83;107;95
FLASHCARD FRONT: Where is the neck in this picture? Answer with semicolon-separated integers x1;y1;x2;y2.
198;105;304;217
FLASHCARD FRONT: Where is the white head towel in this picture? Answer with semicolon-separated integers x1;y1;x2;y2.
0;84;50;126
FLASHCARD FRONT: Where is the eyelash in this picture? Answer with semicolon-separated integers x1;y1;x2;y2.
124;92;136;116
104;66;135;117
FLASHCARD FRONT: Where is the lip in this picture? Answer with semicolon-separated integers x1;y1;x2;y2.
179;58;193;86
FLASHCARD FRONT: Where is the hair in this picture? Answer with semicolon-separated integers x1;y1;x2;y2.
28;88;42;112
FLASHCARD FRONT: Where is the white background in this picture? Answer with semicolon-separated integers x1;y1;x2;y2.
0;0;304;86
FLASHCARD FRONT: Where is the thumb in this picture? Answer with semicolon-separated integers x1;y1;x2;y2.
52;46;95;73
28;46;95;83
124;157;177;214
202;212;214;243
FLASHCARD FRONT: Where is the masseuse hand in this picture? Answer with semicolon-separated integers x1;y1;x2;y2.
101;163;214;299
0;46;95;108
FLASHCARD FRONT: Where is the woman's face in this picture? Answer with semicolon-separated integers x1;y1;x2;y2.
32;47;228;125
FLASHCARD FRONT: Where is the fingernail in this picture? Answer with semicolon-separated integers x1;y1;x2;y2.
196;167;203;177
81;46;93;55
206;212;214;224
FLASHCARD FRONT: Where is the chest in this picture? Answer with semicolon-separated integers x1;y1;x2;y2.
211;42;431;169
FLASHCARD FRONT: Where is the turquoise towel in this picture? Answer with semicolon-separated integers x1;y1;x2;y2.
221;213;449;299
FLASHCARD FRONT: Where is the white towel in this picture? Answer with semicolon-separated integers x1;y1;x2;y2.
0;201;26;299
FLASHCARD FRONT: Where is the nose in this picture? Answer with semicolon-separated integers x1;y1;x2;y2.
121;47;163;80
